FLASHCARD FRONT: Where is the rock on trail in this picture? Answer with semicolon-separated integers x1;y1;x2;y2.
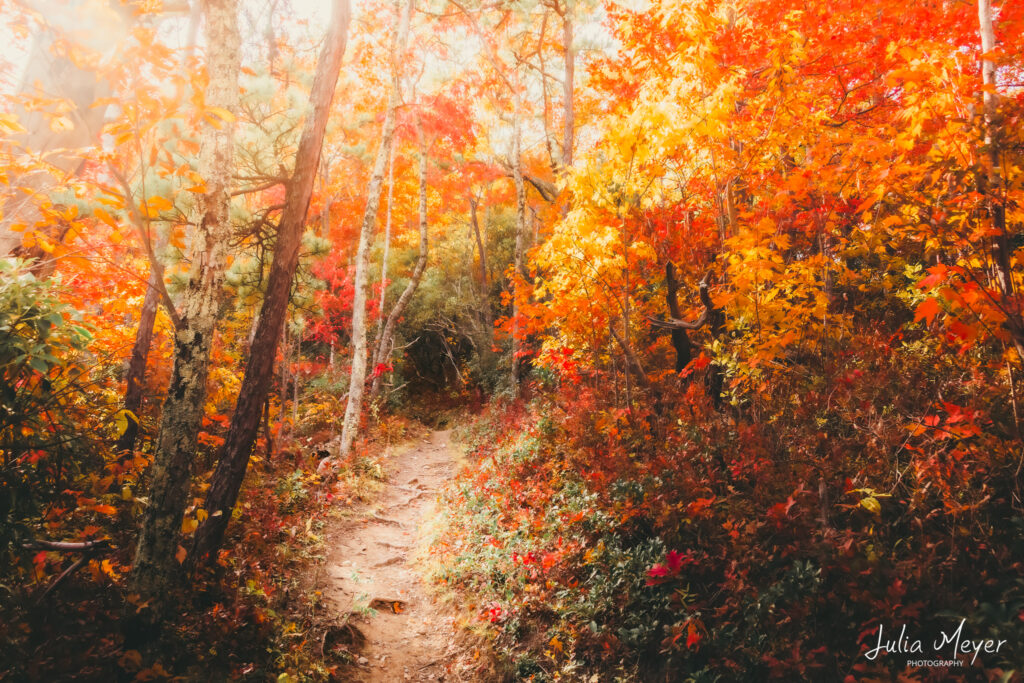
326;429;461;682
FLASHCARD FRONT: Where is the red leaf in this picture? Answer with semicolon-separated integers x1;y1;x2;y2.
914;297;941;325
646;563;670;585
686;621;701;648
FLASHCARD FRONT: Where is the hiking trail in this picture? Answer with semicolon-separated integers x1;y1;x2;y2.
323;428;466;682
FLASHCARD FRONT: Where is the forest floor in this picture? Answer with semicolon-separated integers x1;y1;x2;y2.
320;428;472;682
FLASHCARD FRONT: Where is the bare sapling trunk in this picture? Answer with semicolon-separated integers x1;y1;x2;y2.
116;255;166;454
561;1;574;169
510;96;527;393
977;0;1024;362
374;144;396;351
370;122;430;400
189;0;352;564
469;192;493;339
130;0;240;602
333;0;412;463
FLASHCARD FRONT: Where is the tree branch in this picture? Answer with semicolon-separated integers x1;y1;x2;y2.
106;164;182;330
648;271;715;331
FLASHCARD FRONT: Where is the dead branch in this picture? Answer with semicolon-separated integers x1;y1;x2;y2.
648;271;715;331
22;538;112;553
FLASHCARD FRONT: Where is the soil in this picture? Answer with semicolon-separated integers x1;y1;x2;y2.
324;429;468;682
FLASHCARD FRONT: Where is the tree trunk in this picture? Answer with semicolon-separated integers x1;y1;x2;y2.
130;0;241;602
115;257;166;454
188;0;352;564
977;0;1024;362
335;0;412;461
978;0;1011;294
469;192;493;339
510;97;527;393
561;3;575;169
370;123;430;400
375;143;396;351
664;262;693;372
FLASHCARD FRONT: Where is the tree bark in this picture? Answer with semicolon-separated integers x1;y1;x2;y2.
977;0;1024;363
334;0;412;461
978;0;1011;294
189;0;352;564
115;256;166;454
469;192;493;339
664;262;693;372
375;143;396;350
130;0;240;602
561;2;575;169
370;123;430;400
510;97;527;393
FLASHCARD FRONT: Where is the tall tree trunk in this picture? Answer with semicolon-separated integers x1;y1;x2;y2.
130;0;240;602
115;254;166;454
977;0;1024;362
469;192;493;340
189;0;352;564
561;2;575;169
375;144;396;351
335;0;412;461
978;0;1011;295
510;97;527;393
536;12;557;170
320;156;332;237
370;123;430;400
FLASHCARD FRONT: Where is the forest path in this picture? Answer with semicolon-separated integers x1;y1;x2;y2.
325;429;464;682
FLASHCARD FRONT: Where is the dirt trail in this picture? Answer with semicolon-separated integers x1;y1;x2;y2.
326;429;462;682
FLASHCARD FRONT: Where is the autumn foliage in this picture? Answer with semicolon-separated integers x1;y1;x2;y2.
2;0;1024;678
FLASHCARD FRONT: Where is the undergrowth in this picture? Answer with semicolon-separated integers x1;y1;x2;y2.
432;370;1024;682
0;413;420;681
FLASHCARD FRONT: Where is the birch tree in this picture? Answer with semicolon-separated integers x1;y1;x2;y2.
333;0;413;461
130;0;240;602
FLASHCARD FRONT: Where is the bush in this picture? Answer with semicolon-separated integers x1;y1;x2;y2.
0;258;97;552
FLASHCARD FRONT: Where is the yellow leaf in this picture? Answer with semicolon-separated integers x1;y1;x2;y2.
206;106;235;123
121;485;132;501
114;409;137;437
181;517;198;534
859;496;881;515
549;635;563;653
94;207;119;229
0;113;26;134
146;195;174;213
196;508;208;523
